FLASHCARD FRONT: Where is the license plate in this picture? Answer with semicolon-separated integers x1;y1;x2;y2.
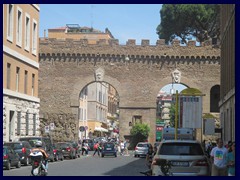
171;161;189;167
106;148;112;150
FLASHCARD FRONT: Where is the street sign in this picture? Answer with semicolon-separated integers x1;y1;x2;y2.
79;126;85;132
50;123;55;130
45;126;50;133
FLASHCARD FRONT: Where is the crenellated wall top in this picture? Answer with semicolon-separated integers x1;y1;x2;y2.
39;38;220;59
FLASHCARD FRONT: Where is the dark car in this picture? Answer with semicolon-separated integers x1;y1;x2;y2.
52;144;64;161
18;136;55;162
67;141;81;158
82;139;94;151
4;141;32;166
3;146;21;170
55;142;76;159
101;142;117;158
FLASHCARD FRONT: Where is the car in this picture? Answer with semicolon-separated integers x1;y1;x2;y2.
55;142;76;159
52;144;64;161
4;141;32;166
134;142;152;157
151;140;211;176
82;139;94;151
67;141;81;158
3;146;21;170
18;136;55;162
101;142;117;157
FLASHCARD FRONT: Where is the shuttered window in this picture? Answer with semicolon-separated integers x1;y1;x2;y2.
17;111;21;135
26;112;29;135
33;114;36;135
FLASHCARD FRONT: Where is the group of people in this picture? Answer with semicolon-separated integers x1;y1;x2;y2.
210;138;235;176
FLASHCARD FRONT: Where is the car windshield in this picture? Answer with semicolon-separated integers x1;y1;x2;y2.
4;143;22;150
138;143;148;148
104;143;114;148
158;143;204;155
57;143;70;148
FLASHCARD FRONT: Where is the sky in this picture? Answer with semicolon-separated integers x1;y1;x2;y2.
39;4;162;45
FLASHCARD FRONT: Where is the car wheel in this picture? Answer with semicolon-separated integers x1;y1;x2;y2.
6;161;11;170
24;157;29;166
16;160;21;168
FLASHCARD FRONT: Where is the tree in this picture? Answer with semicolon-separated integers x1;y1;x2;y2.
169;104;175;127
130;123;150;147
156;4;220;44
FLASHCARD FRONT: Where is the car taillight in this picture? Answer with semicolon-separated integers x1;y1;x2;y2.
22;147;26;153
3;155;8;159
53;149;57;153
66;147;71;151
34;161;39;166
195;160;209;166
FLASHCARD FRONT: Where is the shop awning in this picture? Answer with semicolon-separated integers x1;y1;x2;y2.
94;127;108;132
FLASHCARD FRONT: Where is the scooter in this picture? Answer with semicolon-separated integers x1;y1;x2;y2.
29;151;47;176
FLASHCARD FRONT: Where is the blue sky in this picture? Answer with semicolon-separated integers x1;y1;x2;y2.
39;4;162;45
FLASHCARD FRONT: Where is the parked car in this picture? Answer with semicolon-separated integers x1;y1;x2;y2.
134;142;152;157
151;140;211;176
3;146;21;170
82;139;94;151
52;144;64;161
18;136;55;162
101;142;117;157
55;142;76;159
4;141;32;166
67;141;81;158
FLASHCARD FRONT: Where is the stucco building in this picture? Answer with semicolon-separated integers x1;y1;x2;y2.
3;4;40;142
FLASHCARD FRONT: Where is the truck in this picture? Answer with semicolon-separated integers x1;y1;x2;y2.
162;127;196;140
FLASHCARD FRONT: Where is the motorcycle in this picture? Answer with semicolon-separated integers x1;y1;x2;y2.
29;151;47;176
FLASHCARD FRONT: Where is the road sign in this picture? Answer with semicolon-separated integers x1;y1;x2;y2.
79;126;85;132
50;123;55;130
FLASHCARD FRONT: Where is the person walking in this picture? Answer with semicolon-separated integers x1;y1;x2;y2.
82;140;89;156
93;142;100;157
227;142;235;176
124;139;129;156
120;141;125;156
210;138;228;176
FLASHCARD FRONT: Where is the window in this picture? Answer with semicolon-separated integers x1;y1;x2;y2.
32;19;37;55
16;7;22;46
7;4;14;42
132;115;142;125
24;13;30;51
33;114;36;135
7;63;11;89
16;67;20;92
26;112;29;135
32;74;35;96
24;70;28;94
17;111;21;135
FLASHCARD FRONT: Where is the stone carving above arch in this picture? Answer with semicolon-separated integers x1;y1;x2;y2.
172;69;181;83
95;67;105;81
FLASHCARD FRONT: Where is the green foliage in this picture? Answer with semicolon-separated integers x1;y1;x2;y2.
169;104;175;127
157;4;220;44
130;123;150;138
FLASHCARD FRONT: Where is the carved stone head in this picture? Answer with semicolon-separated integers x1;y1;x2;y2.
95;67;104;81
172;69;181;83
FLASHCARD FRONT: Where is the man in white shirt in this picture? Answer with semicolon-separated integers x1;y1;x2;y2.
210;138;228;176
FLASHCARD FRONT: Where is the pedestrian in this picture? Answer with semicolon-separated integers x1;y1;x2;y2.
210;138;228;176
124;139;129;156
227;142;235;176
120;141;125;155
93;142;100;157
82;140;89;156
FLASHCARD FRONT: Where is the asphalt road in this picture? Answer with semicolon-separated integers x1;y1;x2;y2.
3;151;147;176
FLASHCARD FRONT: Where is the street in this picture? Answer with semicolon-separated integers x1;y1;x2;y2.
3;151;147;176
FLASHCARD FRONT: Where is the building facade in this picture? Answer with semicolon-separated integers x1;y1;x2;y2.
219;4;235;143
3;4;40;142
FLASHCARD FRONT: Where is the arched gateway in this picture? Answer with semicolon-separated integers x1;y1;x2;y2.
39;38;220;143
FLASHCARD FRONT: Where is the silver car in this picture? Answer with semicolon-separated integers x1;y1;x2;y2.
134;142;152;157
151;140;211;176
